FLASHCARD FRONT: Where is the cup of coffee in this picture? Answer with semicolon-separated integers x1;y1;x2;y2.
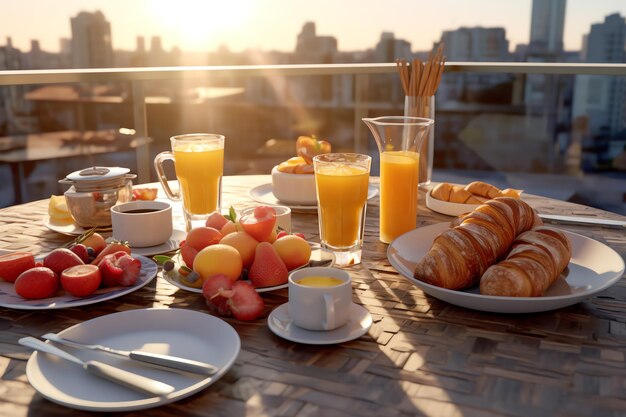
111;201;173;247
288;267;352;331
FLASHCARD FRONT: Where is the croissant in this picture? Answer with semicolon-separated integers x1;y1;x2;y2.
480;226;572;297
465;181;501;199
431;183;483;204
414;197;541;290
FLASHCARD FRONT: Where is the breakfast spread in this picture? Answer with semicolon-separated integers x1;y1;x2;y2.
413;197;572;297
431;181;522;203
271;135;331;204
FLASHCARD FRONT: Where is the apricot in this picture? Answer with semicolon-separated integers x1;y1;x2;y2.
185;227;222;251
15;267;59;299
82;232;107;255
220;220;242;236
272;235;311;270
205;211;229;230
220;231;259;269
193;244;243;283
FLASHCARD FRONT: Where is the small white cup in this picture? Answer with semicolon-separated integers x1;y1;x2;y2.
111;201;173;247
288;267;352;331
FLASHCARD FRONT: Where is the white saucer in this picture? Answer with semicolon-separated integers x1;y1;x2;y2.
268;302;372;345
116;229;186;257
248;183;379;212
43;216;111;236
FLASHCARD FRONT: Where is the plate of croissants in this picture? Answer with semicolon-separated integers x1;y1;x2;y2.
388;197;625;313
427;181;523;217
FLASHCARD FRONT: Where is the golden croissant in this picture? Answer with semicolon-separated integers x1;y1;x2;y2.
414;197;541;290
480;226;571;297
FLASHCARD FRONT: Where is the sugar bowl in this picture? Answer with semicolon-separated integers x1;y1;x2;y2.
59;166;136;227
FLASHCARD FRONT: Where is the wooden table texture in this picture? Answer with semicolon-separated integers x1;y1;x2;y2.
0;175;626;417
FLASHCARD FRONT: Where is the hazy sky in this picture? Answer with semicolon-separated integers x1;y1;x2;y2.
2;0;626;54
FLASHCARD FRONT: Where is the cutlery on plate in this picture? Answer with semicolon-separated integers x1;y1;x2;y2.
42;333;218;375
19;337;175;397
538;213;626;228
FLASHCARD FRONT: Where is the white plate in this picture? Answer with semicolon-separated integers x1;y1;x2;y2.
43;216;110;236
387;223;625;313
118;229;186;257
162;242;335;293
25;308;240;412
248;183;379;211
268;302;372;345
0;255;157;310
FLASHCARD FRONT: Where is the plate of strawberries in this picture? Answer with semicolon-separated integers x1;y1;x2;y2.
0;239;158;310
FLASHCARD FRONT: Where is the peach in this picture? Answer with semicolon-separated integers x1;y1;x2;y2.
220;231;259;269
82;232;107;255
193;244;243;283
186;227;222;251
15;267;59;299
272;235;311;270
220;220;242;236
205;211;229;230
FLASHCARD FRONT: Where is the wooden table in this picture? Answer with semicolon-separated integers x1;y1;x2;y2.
1;175;625;417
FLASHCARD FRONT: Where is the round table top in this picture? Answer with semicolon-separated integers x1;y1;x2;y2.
1;174;625;417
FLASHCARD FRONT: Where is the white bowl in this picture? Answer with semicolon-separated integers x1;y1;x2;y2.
271;166;317;205
425;189;480;217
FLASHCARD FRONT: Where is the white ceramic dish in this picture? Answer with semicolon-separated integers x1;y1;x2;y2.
117;229;185;257
248;183;379;211
425;189;480;217
162;242;335;294
270;166;317;205
25;308;240;412
0;255;157;310
387;223;625;313
43;216;107;236
268;302;372;345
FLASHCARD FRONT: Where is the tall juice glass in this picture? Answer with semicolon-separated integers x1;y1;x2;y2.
154;133;224;231
313;153;371;267
362;116;434;244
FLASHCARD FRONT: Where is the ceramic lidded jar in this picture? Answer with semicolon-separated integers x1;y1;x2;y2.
59;166;136;227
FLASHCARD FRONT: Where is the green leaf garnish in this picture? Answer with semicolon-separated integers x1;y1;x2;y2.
229;206;237;222
152;255;172;264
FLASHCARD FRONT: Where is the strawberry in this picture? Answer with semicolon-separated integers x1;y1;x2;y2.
239;205;276;242
201;274;234;316
132;188;158;201
0;252;35;283
225;281;265;321
43;248;84;276
98;251;141;287
248;242;289;288
70;244;90;263
180;242;198;269
91;242;131;265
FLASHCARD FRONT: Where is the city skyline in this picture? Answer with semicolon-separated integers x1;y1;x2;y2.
2;0;626;55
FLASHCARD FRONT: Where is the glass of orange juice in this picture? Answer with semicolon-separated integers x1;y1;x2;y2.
154;133;224;231
362;116;434;244
313;153;371;267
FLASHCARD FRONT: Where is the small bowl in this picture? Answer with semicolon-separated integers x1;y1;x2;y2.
111;201;173;247
425;189;480;217
271;166;317;205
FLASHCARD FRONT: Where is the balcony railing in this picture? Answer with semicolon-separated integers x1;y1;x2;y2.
1;62;626;211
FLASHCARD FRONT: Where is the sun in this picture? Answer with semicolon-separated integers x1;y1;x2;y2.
149;0;255;51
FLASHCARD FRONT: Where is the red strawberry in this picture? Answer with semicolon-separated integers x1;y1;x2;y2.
239;205;276;242
201;274;233;316
98;251;141;287
43;248;84;276
248;242;288;288
180;243;198;269
70;244;90;263
91;242;131;265
225;281;265;321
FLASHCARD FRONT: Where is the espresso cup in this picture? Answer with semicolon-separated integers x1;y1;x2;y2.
111;201;173;247
288;267;352;331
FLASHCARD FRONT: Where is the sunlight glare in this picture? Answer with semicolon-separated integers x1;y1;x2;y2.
150;0;255;51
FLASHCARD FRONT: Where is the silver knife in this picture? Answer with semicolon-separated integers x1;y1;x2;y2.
19;337;175;397
43;333;218;375
538;213;626;228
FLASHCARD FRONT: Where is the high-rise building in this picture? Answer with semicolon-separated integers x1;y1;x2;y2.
572;13;626;169
70;11;113;68
529;0;566;55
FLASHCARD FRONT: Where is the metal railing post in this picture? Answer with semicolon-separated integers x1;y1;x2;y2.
354;73;370;153
131;80;150;183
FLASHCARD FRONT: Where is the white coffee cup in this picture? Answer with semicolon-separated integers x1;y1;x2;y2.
288;267;352;331
111;201;173;247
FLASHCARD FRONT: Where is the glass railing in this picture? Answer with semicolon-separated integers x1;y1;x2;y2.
1;62;625;214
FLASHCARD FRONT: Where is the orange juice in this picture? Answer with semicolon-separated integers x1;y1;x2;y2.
174;144;224;214
380;151;419;243
315;165;370;248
